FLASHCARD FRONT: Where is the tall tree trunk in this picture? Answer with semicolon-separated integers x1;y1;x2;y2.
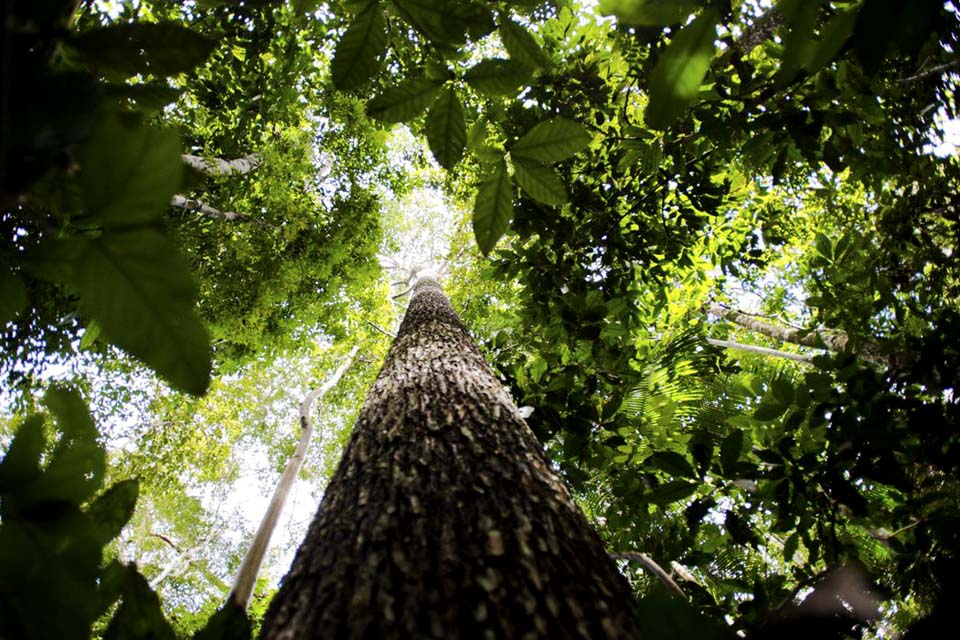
260;276;642;639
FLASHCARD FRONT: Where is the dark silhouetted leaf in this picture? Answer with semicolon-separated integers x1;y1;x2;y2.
79;117;182;228
104;564;176;640
88;480;139;545
0;265;27;323
367;77;443;122
70;22;216;76
425;87;466;169
473;158;513;255
512;157;567;205
193;602;252;640
599;0;705;26
0;415;45;493
331;2;387;90
646;480;698;505
646;451;697;479
463;58;533;96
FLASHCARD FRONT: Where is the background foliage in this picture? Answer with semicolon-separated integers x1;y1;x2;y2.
2;0;959;638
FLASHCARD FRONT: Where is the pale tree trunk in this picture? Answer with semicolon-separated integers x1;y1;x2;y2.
706;338;816;364
708;305;887;366
260;276;642;639
229;345;360;609
182;153;261;177
170;194;251;222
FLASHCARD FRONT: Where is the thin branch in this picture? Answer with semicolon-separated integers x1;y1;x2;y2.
149;537;209;589
610;552;687;600
898;58;960;84
228;345;360;609
148;531;181;553
707;338;817;364
366;321;396;339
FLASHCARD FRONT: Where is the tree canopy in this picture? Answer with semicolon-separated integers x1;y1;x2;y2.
2;0;959;638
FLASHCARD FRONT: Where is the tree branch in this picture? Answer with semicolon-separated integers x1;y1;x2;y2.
170;194;251;222
707;337;817;364
610;552;687;600
182;153;262;177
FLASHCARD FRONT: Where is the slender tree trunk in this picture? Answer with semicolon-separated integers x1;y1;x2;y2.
706;338;816;363
170;194;250;222
707;305;887;366
260;276;642;639
230;345;360;609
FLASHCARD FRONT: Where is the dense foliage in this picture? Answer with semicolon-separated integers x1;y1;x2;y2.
2;0;959;638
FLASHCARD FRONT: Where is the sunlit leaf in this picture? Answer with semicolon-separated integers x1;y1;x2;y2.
511;118;591;163
499;18;550;69
644;8;719;130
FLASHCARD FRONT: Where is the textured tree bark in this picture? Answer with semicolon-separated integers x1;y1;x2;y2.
182;153;261;177
260;276;642;639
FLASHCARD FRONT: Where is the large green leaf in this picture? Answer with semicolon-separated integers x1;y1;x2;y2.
646;480;699;506
0;264;27;323
331;2;387;90
425;88;466;169
510;117;591;163
391;0;491;45
645;451;697;479
0;415;45;493
69;21;216;77
74;230;211;395
104;564;176;640
499;18;550;69
87;480;139;545
512;157;567;205
473;158;513;256
463;58;533;96
644;7;719;130
599;0;704;25
17;387;106;508
79;117;182;228
367;77;444;123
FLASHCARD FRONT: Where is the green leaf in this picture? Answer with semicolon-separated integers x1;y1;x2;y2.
720;429;744;475
367;77;443;123
512;157;567;205
24;386;105;506
0;415;46;493
511;118;591;164
75;230;211;395
79;320;102;351
499;18;550;69
425;88;466;169
645;451;697;479
646;480;699;506
391;0;491;45
599;0;705;26
331;3;387;90
0;264;27;323
463;58;533;96
102;83;182;113
815;233;833;260
472;158;513;256
79;117;182;228
193;603;252;640
70;21;216;77
644;7;719;130
637;588;737;640
753;402;787;422
104;564;176;640
87;480;139;545
806;9;858;74
771;378;794;405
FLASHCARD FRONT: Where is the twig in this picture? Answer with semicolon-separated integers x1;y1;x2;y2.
898;58;960;84
366;321;396;339
610;552;687;600
148;531;181;553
